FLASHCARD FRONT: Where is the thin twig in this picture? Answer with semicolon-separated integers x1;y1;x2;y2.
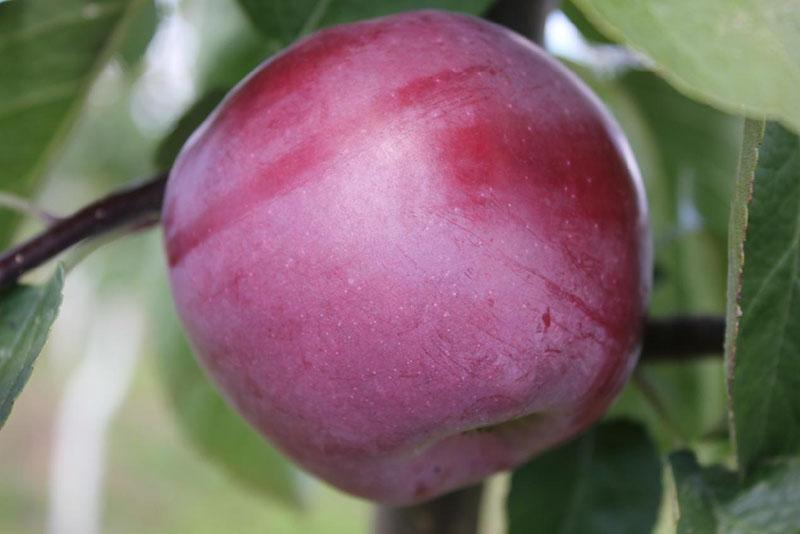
374;485;484;534
0;172;168;290
632;370;685;445
0;192;60;225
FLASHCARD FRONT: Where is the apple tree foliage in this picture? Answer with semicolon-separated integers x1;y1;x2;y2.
0;0;799;531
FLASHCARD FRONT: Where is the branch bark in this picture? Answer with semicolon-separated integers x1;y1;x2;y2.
485;0;560;45
641;315;725;361
0;172;167;291
374;485;484;534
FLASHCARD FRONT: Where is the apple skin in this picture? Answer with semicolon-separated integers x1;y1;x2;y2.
163;10;650;505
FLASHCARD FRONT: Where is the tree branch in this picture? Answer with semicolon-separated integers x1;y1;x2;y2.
0;172;167;291
485;0;560;46
641;315;725;361
374;485;484;534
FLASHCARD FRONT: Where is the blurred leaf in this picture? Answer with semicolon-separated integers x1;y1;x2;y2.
155;286;299;505
621;70;742;246
561;1;612;44
0;266;64;428
55;70;158;189
669;451;744;534
155;0;272;171
0;0;149;245
182;0;273;93
201;33;270;92
572;0;800;133
507;420;662;534
610;362;727;451
622;74;738;443
237;0;494;44
670;450;800;533
155;89;228;169
611;71;737;316
727;121;800;470
118;0;159;70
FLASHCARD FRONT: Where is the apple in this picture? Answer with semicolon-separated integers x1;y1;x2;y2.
162;10;650;505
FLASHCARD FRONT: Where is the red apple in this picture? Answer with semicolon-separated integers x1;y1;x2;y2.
163;10;650;504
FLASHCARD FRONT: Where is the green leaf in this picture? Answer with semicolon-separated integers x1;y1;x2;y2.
0;266;64;428
670;451;737;534
670;451;800;533
621;70;742;247
118;0;158;69
507;420;662;534
609;362;728;451
620;75;737;441
155;90;228;169
572;0;800;133
237;0;494;44
155;287;299;505
0;0;149;245
727;121;800;470
561;1;613;44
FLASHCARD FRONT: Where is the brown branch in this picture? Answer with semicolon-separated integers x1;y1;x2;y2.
0;172;168;291
374;485;484;534
485;0;561;45
641;315;725;361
